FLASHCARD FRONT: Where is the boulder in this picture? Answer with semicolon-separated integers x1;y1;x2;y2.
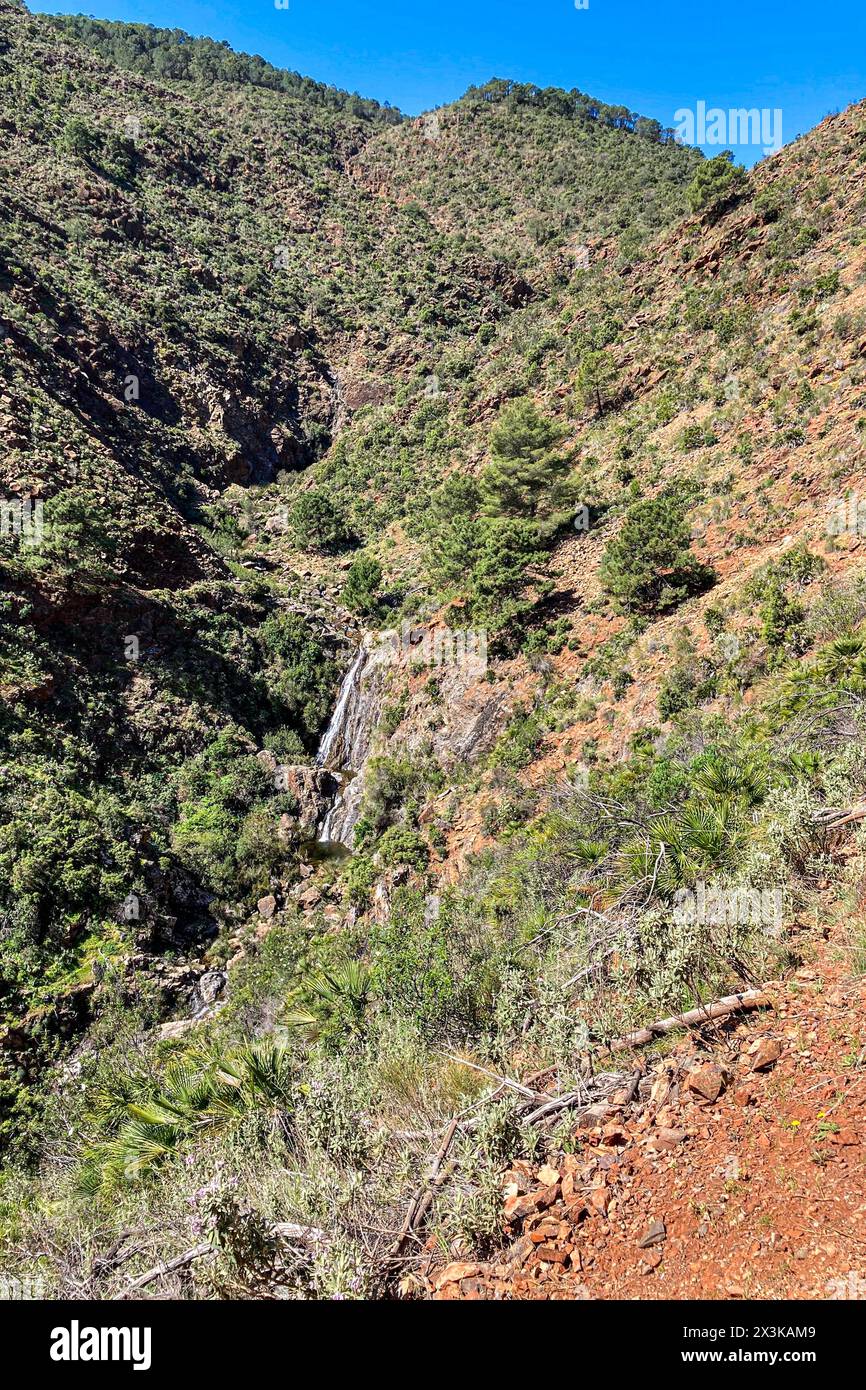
198;970;226;1005
750;1037;782;1072
271;763;337;839
685;1061;726;1104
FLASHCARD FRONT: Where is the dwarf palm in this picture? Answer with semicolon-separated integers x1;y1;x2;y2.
285;959;371;1041
76;1043;296;1195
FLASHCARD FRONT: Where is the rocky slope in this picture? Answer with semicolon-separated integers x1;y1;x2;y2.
0;0;699;1053
427;895;866;1300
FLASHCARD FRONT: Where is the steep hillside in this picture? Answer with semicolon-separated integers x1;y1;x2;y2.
352;80;701;271
1;0;866;1305
0;0;700;1065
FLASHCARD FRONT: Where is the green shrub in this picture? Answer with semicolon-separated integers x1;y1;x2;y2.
376;826;429;870
259;613;339;739
369;893;462;1035
288;491;351;552
686;152;747;216
480;398;572;523
342;554;384;616
658;659;718;719
575;349;618;416
600;495;716;613
58;115;100;161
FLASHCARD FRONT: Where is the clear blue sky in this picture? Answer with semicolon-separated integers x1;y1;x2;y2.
35;0;865;165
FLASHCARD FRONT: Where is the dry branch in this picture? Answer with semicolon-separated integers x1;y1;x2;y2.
271;1221;327;1245
111;1221;328;1298
391;1116;460;1256
436;1051;543;1100
111;1242;214;1298
593;987;772;1061
812;803;866;830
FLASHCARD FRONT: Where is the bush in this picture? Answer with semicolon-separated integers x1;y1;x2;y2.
467;517;545;639
575;349;618;416
376;826;429;870
480;398;571;523
59;116;100;162
677;422;716;451
259;613;339;739
288;491;351;552
342;554;384;616
686;152;747;216
760;581;805;664
369;892;462;1035
600;496;716;613
658;659;718;719
171;730;285;898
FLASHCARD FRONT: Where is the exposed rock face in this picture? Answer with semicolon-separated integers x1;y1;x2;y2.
395;632;509;770
255;752;338;839
312;627;512;850
282;765;340;839
198;970;227;1005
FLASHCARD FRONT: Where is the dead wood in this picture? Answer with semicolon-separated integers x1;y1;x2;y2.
111;1221;329;1298
592;987;773;1061
391;1116;460;1256
812;803;866;830
111;1242;214;1298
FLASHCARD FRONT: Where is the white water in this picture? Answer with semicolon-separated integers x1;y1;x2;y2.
314;640;385;848
315;645;368;769
317;780;344;845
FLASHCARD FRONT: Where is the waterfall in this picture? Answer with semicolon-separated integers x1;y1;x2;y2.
314;638;383;847
316;645;368;769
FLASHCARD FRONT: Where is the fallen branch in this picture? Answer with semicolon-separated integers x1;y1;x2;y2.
112;1221;328;1298
521;1090;583;1125
592;988;772;1061
271;1221;327;1245
436;1051;542;1101
112;1242;214;1298
812;803;866;830
391;1117;460;1257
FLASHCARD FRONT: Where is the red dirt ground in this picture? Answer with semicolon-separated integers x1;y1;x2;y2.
427;897;866;1301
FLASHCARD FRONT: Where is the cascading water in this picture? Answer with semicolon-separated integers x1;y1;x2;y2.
314;637;383;847
316;645;368;771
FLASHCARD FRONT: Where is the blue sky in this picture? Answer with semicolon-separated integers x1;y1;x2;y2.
35;0;865;166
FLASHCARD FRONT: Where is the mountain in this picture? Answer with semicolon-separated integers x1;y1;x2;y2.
1;0;865;1302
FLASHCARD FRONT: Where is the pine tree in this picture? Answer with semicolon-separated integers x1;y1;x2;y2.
343;554;384;616
600;495;715;613
686;152;747;217
575;349;618;417
480;398;571;522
